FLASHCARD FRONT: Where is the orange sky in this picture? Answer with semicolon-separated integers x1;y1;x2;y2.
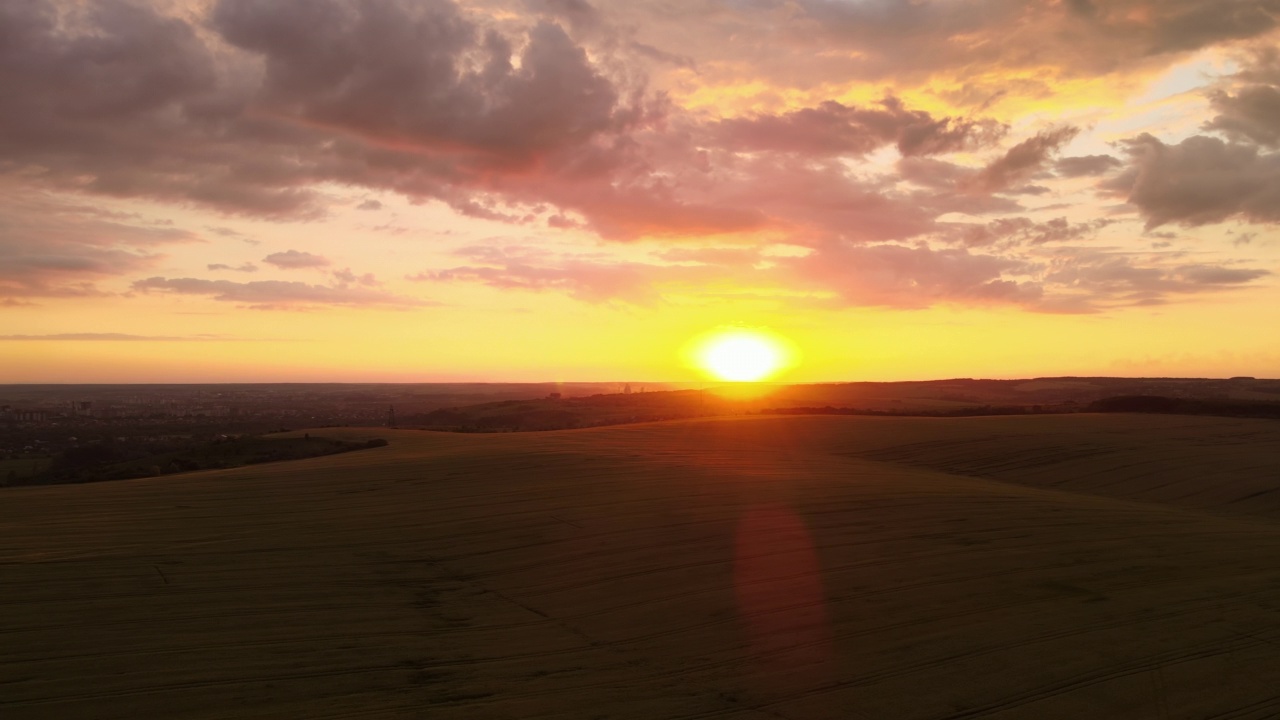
2;0;1278;382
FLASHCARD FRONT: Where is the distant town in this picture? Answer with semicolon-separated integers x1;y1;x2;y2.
3;377;1278;487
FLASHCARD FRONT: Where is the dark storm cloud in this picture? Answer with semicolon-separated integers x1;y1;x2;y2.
713;98;1006;158
1107;133;1280;228
131;276;429;309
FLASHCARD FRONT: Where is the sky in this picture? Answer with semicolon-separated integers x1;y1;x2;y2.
2;0;1280;383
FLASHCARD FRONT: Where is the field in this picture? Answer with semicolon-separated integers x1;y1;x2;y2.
0;458;49;484
3;414;1280;718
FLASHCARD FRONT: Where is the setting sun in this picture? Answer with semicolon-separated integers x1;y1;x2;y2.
696;329;789;382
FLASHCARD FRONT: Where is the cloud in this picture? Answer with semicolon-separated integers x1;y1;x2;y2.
896;157;972;190
714;0;1280;83
1205;48;1280;148
1041;249;1271;308
524;0;602;33
412;240;1047;311
654;247;762;267
1;0;1275;322
0;0;647;220
1055;154;1122;177
212;0;636;167
1106;133;1280;228
332;267;380;286
0;187;197;300
1206;85;1280;147
776;241;1043;310
969;126;1080;193
207;227;251;239
0;333;228;341
403;230;1272;315
712;98;1006;158
0;0;1000;248
409;245;671;304
262;250;331;269
948;217;1113;248
131;276;429;309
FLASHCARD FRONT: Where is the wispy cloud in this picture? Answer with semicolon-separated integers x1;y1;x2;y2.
131;276;432;310
262;250;331;270
0;333;232;341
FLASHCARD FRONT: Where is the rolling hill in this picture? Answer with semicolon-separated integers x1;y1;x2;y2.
3;414;1280;719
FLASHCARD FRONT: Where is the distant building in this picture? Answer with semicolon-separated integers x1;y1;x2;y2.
624;383;632;394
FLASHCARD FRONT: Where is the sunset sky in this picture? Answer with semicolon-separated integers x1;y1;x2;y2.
3;0;1279;382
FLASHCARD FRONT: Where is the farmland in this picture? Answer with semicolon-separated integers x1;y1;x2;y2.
3;414;1280;718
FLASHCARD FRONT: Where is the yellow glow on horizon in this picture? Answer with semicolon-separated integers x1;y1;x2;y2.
689;327;796;382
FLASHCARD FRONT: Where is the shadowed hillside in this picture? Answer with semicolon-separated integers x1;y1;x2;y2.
3;415;1280;718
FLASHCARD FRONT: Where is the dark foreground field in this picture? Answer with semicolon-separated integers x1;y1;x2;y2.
3;414;1280;719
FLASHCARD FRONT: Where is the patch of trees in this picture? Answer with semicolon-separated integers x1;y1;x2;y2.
762;405;1071;418
13;435;390;487
1088;396;1280;419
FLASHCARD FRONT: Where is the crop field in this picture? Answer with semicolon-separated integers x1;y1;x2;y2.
3;414;1280;719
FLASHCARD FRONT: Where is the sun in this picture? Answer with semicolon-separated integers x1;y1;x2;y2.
696;329;788;382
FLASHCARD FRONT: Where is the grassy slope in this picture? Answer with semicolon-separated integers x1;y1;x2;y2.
2;414;1280;719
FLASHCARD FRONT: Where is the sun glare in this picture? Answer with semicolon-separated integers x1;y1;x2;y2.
696;329;788;382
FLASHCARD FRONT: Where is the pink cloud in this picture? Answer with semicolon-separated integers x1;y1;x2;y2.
263;250;331;269
132;276;430;310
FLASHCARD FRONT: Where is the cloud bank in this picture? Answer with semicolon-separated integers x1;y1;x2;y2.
0;0;1275;313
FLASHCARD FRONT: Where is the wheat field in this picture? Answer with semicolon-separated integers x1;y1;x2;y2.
3;414;1280;719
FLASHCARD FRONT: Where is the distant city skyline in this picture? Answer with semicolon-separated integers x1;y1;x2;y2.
2;0;1278;382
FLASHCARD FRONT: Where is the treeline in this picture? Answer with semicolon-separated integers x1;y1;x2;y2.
762;405;1070;418
7;435;388;487
763;397;1280;421
401;390;728;432
1087;396;1280;419
405;408;585;432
